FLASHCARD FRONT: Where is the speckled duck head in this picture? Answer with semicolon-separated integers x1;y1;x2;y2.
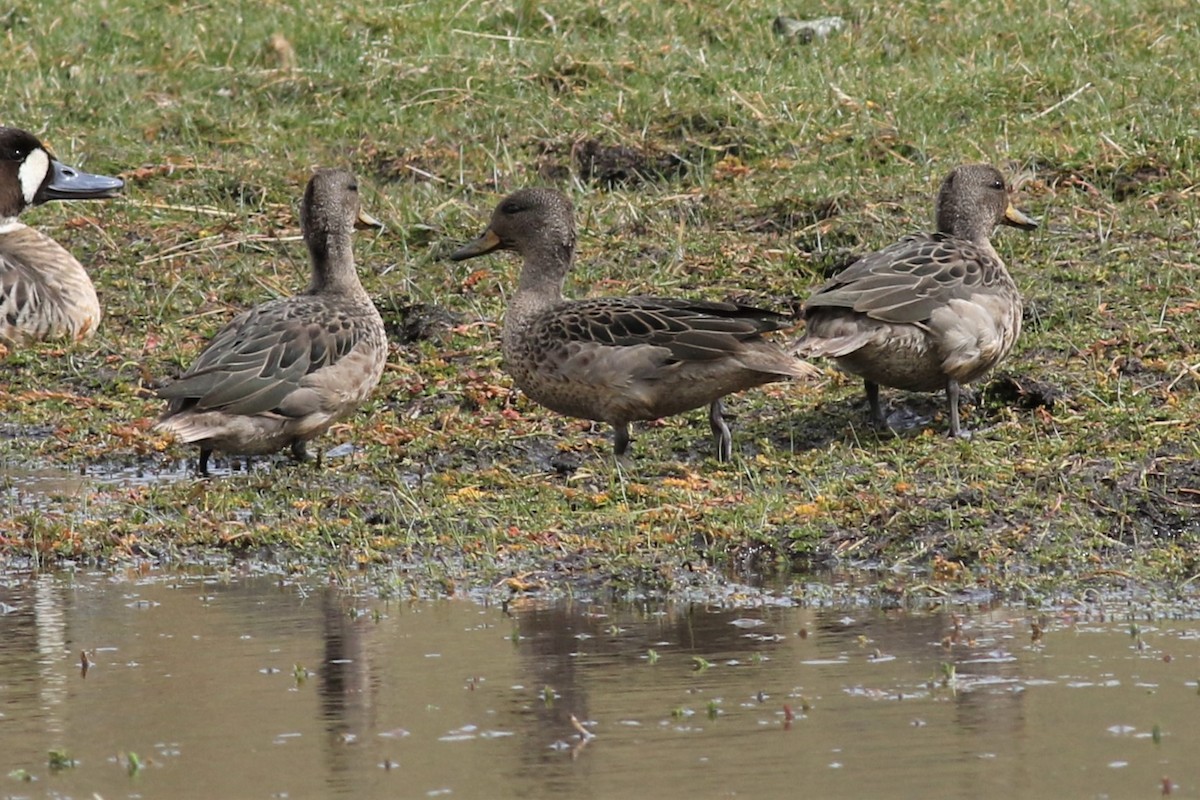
299;168;381;291
449;188;577;290
0;127;123;223
934;164;1038;243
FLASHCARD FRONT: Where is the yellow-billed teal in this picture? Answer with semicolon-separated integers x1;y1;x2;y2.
451;187;820;460
155;168;387;475
794;164;1038;437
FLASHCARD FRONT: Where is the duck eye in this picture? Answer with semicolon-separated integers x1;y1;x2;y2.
348;183;358;192
499;200;524;215
992;178;1005;190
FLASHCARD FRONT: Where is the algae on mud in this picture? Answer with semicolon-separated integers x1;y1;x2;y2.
1;0;1199;597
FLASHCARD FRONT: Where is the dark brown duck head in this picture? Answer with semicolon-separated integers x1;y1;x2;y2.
934;164;1037;243
449;188;577;285
0;126;123;219
300;168;381;293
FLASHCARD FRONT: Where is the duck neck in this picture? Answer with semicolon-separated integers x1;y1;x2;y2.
938;213;1002;265
306;232;362;294
936;206;992;245
517;236;571;295
506;242;570;329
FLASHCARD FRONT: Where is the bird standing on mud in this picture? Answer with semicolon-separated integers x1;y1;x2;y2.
450;187;820;460
794;164;1038;437
155;169;387;476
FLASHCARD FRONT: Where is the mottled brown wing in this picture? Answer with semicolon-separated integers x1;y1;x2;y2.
158;296;364;417
804;233;997;324
546;297;794;362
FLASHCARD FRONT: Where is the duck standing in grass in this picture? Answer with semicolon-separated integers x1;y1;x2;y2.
155;169;387;476
0;126;124;345
793;164;1038;437
450;187;820;461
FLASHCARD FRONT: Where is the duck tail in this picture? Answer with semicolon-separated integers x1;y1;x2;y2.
740;345;824;381
784;355;824;380
152;415;208;444
790;330;871;359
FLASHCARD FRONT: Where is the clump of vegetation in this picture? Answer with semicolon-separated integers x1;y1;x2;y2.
47;749;77;772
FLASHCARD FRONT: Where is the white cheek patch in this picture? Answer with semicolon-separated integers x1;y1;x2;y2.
18;148;50;205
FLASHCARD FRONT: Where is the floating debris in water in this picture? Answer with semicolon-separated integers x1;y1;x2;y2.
47;749;76;772
378;728;411;739
569;715;595;740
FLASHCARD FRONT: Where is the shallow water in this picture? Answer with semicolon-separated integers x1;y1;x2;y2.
0;446;365;499
0;461;195;501
1;573;1198;799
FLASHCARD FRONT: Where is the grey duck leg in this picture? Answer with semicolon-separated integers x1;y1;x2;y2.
865;380;886;428
709;399;732;462
291;440;310;462
612;423;632;456
946;379;970;438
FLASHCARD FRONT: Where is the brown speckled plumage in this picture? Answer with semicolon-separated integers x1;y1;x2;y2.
451;187;819;460
155;168;386;475
0;127;123;345
794;164;1038;437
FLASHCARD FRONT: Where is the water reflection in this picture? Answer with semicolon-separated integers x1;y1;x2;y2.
319;589;378;791
0;460;204;504
0;573;1198;799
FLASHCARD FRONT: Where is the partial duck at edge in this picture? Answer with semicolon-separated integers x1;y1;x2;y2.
0;126;124;345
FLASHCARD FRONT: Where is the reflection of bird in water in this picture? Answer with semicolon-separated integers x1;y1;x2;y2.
507;601;796;764
812;605;1029;790
317;589;376;789
0;577;70;742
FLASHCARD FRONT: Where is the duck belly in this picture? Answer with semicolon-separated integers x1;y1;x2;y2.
505;342;781;426
929;297;1021;385
155;410;339;456
803;297;1019;392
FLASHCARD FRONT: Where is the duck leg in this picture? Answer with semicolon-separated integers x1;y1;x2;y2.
864;380;886;428
197;447;213;477
709;399;733;462
612;423;632;456
946;379;970;439
291;440;310;462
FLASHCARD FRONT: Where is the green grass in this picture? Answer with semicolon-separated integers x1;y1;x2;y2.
2;0;1200;598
